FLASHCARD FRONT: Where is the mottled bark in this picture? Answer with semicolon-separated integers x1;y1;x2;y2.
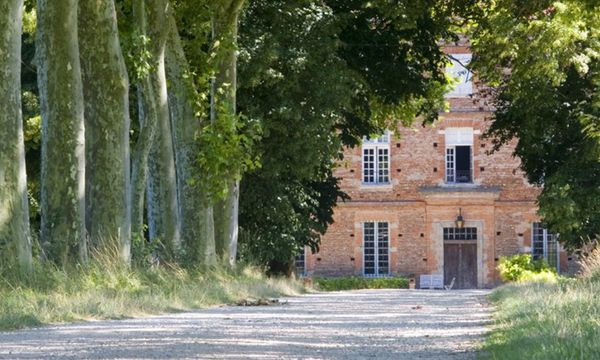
131;79;156;240
165;14;216;267
130;0;158;242
0;0;32;273
79;0;131;263
214;180;238;266
212;1;244;267
139;0;181;258
37;0;87;266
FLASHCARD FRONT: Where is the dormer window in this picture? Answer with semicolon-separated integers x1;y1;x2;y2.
445;128;473;184
362;132;390;185
446;54;473;97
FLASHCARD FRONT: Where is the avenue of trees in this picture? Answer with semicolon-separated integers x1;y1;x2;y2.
0;0;598;276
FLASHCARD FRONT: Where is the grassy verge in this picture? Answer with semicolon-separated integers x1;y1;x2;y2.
0;261;305;331
314;276;408;291
483;277;600;359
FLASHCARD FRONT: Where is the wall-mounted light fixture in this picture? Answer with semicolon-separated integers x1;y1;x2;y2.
455;208;465;229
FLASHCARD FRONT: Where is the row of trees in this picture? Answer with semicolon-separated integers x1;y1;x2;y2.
2;0;598;275
1;0;247;273
3;0;483;274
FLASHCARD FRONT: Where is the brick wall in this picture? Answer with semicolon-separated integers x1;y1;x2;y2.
306;43;566;287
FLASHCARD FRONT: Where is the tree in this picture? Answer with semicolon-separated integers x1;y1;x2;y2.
165;12;216;267
237;0;480;271
471;0;600;248
211;0;246;267
0;0;32;273
36;0;87;266
79;0;131;262
145;0;181;258
130;0;157;244
129;0;181;259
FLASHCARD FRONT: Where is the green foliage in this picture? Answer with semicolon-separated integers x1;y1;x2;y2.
237;0;480;269
497;254;555;282
123;32;154;83
195;112;262;201
517;269;558;284
314;276;409;291
471;0;600;248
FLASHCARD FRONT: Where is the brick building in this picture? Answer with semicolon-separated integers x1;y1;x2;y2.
299;42;571;289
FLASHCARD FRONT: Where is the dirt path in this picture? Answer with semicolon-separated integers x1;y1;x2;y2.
0;289;492;359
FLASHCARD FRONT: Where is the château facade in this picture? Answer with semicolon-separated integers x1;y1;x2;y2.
299;41;573;289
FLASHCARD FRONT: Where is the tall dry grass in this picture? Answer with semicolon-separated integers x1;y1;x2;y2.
0;246;305;331
483;243;600;359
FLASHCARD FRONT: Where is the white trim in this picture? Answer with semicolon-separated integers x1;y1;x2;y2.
531;222;560;272
361;138;390;185
362;221;390;276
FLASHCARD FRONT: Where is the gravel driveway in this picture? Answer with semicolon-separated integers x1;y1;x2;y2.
0;289;492;359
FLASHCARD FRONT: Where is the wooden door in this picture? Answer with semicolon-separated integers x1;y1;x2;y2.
444;243;477;289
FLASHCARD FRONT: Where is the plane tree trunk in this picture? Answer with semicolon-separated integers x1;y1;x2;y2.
165;14;216;267
79;0;131;263
131;0;181;259
0;0;32;273
36;0;87;267
212;0;245;267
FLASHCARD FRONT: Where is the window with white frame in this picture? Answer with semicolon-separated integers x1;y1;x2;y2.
446;53;473;97
532;223;560;271
362;133;390;185
363;222;389;276
445;128;473;183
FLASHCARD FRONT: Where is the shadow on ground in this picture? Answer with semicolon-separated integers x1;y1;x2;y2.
0;289;492;359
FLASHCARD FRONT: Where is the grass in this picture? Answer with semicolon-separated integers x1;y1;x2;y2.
314;276;408;291
0;260;305;331
483;249;600;359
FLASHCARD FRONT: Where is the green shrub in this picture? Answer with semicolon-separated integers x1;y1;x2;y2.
498;254;555;283
518;269;558;284
314;276;408;291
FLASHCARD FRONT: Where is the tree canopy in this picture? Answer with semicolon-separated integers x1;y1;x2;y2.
237;0;484;271
471;0;600;248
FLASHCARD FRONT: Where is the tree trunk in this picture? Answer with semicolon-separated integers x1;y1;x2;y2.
130;0;159;246
165;14;216;267
212;1;244;267
137;0;181;258
0;0;32;273
36;0;87;267
130;79;156;241
78;0;131;263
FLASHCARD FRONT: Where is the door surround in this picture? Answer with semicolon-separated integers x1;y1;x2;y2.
432;220;485;288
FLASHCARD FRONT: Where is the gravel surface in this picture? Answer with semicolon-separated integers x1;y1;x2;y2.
0;289;492;359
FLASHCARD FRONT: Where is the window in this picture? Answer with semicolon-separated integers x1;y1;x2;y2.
445;128;473;183
363;222;389;276
295;248;305;277
362;133;390;185
446;54;473;97
532;223;560;271
443;227;477;241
